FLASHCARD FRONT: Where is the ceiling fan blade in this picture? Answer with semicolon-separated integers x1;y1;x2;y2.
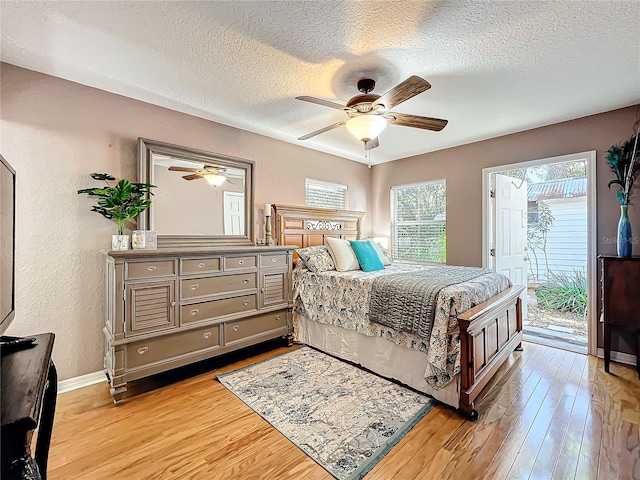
296;96;355;113
385;112;448;131
373;76;432;110
182;174;203;180
298;120;347;140
364;137;379;150
169;166;200;173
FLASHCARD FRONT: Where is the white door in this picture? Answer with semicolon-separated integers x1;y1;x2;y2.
223;192;245;235
492;173;528;320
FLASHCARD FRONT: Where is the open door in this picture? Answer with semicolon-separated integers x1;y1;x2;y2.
492;173;528;320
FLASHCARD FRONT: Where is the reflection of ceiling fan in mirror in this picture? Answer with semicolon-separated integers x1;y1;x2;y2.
296;75;448;150
168;165;238;186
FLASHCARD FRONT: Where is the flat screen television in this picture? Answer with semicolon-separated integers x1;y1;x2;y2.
0;154;16;336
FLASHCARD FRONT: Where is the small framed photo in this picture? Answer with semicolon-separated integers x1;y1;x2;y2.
132;230;157;250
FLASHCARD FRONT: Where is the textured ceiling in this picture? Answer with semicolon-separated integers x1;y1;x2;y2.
1;1;639;165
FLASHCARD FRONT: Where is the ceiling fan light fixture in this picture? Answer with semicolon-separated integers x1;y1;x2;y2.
345;115;387;143
204;174;226;186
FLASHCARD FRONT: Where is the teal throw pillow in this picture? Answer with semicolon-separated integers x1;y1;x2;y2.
349;240;385;272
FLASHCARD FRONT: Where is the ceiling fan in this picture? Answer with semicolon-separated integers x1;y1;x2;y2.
296;75;448;150
168;165;234;186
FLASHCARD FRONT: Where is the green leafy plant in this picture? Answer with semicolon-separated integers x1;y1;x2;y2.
606;131;640;205
536;270;587;315
78;173;156;235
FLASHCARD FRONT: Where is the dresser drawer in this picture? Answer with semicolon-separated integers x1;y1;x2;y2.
224;256;257;270
181;257;221;275
181;273;257;300
126;325;220;369
181;294;257;325
225;310;288;344
126;260;176;279
260;253;288;268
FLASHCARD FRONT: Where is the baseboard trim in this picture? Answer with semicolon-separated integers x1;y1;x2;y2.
596;348;637;367
58;370;105;395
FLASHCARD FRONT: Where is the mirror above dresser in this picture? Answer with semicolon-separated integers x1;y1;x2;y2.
138;138;255;247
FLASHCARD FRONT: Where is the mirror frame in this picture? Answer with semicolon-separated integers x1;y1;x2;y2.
138;138;255;247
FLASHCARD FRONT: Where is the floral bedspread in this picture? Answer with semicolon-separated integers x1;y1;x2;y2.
292;263;511;389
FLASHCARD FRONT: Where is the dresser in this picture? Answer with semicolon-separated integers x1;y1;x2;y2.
599;255;640;378
105;246;295;404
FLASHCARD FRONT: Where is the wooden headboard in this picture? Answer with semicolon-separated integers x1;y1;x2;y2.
272;204;365;248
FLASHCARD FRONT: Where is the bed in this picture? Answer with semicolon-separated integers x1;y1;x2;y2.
273;204;524;419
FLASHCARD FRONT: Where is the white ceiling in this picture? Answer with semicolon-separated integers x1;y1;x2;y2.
2;1;639;165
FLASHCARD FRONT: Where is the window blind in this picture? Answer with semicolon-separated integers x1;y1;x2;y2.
305;179;348;210
390;180;446;263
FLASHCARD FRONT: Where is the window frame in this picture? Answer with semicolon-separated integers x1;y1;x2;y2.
390;179;447;264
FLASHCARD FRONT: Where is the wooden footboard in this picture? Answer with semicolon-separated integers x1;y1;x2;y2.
457;285;524;419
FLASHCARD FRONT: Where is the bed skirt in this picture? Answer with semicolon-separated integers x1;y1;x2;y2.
294;312;460;409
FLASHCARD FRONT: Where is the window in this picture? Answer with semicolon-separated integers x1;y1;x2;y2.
390;180;446;263
305;179;348;210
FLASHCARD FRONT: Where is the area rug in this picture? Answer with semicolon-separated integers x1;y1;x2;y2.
217;346;435;480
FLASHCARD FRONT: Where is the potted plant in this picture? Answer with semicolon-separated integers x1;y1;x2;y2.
606;125;640;257
78;173;156;250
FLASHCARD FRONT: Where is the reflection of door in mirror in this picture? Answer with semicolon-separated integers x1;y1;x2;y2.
224;192;245;235
152;157;246;236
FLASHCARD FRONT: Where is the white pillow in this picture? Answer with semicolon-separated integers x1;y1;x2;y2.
325;237;360;272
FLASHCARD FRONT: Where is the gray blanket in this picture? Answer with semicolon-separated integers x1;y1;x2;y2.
368;266;493;338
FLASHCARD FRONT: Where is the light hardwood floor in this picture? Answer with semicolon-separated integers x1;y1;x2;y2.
49;341;640;480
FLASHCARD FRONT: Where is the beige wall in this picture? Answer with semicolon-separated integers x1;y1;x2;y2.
0;64;370;380
2;61;637;379
371;104;640;352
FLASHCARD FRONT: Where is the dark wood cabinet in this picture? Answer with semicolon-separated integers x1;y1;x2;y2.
600;256;640;378
1;333;57;479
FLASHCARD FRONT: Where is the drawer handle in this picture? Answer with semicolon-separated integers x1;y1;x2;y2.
171;301;176;307
275;315;281;321
147;265;157;272
191;308;200;316
197;262;206;268
232;326;239;332
243;279;249;284
190;284;199;291
271;257;277;263
238;260;245;265
243;300;249;306
137;347;148;355
203;332;212;339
